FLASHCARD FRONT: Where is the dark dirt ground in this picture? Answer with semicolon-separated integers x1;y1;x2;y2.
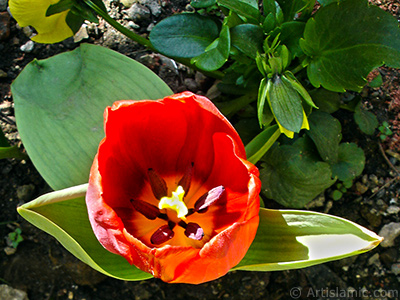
1;1;400;299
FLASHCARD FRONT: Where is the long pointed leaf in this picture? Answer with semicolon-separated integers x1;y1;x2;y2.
234;208;382;271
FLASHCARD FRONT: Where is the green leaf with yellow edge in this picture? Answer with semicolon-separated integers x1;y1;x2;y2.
234;208;382;271
17;184;153;281
12;44;172;190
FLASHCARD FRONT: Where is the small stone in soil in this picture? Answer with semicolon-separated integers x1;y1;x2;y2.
391;263;400;275
20;40;34;53
378;222;400;247
0;284;28;300
16;184;35;202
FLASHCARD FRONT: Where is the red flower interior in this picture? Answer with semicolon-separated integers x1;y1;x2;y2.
86;92;260;283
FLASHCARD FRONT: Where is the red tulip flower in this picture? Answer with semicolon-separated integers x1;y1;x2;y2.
86;92;261;284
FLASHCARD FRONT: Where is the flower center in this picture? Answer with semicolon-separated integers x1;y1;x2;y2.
130;165;225;246
158;186;188;220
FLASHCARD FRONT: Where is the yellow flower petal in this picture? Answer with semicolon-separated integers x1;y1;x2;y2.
9;0;74;43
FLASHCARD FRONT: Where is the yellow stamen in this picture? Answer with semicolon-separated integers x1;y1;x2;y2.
158;186;188;219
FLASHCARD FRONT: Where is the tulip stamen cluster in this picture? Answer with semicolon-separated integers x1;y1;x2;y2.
130;166;225;246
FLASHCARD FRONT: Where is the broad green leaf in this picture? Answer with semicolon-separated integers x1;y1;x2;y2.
300;0;400;92
190;0;217;9
275;21;306;58
191;24;230;71
260;137;335;208
234;208;382;271
231;24;264;59
217;0;261;23
309;89;341;113
331;143;365;182
306;111;342;164
263;0;275;16
276;0;314;21
12;44;172;190
267;75;304;133
149;13;220;59
17;185;152;280
354;102;378;135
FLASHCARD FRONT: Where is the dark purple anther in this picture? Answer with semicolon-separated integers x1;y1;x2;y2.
148;168;168;199
150;225;175;245
184;222;204;241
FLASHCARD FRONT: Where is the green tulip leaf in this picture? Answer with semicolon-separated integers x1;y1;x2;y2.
331;143;365;182
12;44;172;190
260;137;336;208
306;111;342;164
19;186;381;279
234;208;382;271
191;24;230;71
230;24;264;59
217;0;261;23
17;184;153;280
149;13;220;59
300;0;400;92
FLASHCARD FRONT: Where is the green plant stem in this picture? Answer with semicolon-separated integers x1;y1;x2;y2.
84;0;154;50
246;126;281;164
83;0;224;80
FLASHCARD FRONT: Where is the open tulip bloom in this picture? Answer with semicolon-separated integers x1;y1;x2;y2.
86;92;261;283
